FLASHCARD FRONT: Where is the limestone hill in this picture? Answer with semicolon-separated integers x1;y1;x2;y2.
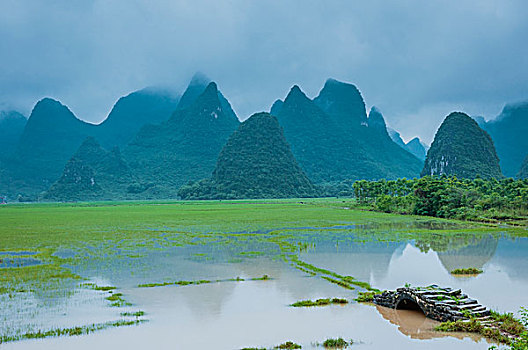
96;87;180;148
0;98;97;198
178;112;317;199
123;82;240;198
44;137;136;201
480;102;528;177
276;80;422;183
422;112;502;179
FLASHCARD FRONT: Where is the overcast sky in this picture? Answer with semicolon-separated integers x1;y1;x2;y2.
1;0;527;144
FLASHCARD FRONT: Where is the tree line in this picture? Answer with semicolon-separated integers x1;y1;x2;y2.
347;176;528;222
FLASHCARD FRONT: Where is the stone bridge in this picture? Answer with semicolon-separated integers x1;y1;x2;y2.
373;284;490;323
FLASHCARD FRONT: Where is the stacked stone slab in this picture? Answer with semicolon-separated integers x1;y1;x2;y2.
373;284;490;322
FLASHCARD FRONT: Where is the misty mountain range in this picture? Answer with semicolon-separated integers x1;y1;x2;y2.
0;73;527;201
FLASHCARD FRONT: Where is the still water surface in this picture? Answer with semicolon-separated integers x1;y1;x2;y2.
2;229;527;350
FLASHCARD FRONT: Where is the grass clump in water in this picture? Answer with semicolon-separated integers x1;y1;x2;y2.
321;276;354;290
251;274;270;281
105;292;131;307
355;291;377;302
322;338;350;348
0;319;145;343
450;268;483;275
120;311;145;317
137;279;211;288
289;256;341;278
94;286;116;291
341;276;377;290
138;275;271;288
80;283;116;291
291;298;347;307
274;341;302;349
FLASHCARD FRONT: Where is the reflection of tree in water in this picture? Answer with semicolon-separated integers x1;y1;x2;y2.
415;234;498;272
375;305;483;342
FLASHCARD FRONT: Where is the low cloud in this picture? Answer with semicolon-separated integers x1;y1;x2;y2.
1;0;527;141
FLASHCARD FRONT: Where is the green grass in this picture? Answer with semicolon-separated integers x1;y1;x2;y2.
321;276;355;290
104;292;131;307
0;319;145;343
1;198;473;297
490;311;526;336
435;310;526;345
120;311;145;317
0;198;524;341
288;256;380;292
94;285;117;291
435;319;511;344
81;283;116;291
355;291;378;302
290;298;348;307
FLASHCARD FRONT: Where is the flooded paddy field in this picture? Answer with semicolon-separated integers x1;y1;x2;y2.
0;199;527;349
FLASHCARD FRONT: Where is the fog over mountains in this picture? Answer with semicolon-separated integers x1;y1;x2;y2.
2;1;527;145
0;73;527;201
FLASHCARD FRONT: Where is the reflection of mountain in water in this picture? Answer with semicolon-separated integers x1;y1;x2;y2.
299;239;405;282
179;281;237;317
417;235;498;273
375;305;483;342
491;237;528;282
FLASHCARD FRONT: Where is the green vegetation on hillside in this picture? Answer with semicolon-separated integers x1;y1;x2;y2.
276;80;422;183
313;78;367;126
175;72;238;121
0;98;97;199
96;87;180;148
480;102;528;178
422;112;502;179
178;112;317;199
1;75;525;204
353;176;528;223
124;82;239;198
44;137;137;201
